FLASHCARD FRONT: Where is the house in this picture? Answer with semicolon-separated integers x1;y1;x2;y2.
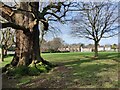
68;44;81;52
58;44;81;52
98;46;105;51
58;46;69;51
81;47;93;52
81;44;94;52
104;45;111;51
59;44;94;52
49;43;119;52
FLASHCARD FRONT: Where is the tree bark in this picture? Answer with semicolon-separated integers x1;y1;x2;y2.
9;2;49;67
1;46;4;62
3;46;7;56
1;2;54;70
94;41;98;57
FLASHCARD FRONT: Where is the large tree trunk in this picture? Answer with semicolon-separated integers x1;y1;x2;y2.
1;2;52;71
94;41;98;57
9;2;48;67
11;29;33;66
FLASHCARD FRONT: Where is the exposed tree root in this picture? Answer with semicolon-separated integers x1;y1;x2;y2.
2;57;56;75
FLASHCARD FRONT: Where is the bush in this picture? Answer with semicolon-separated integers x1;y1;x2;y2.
42;49;70;53
47;49;56;53
60;51;70;53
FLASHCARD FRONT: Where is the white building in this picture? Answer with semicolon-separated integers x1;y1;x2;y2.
98;46;105;51
81;47;92;52
104;46;111;51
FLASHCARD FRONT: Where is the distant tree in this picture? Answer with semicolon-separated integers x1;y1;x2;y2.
111;44;118;51
47;37;64;52
71;2;119;57
80;43;85;47
40;39;48;52
0;28;15;62
87;44;94;48
39;22;62;53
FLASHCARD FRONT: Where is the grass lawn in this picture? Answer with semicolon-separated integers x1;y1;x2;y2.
1;52;119;88
0;55;13;68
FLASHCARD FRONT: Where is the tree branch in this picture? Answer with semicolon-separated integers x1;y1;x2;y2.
85;36;94;40
1;22;29;32
102;33;119;38
42;2;71;22
0;2;15;22
45;12;61;20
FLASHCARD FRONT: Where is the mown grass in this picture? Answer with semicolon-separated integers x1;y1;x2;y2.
1;52;119;88
41;52;119;88
0;55;13;68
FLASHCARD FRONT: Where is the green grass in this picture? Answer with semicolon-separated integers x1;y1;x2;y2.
0;56;13;68
1;52;119;88
42;52;94;63
41;52;119;88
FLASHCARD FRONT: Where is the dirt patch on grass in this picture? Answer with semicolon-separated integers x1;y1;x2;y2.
2;65;72;88
2;74;19;88
20;65;72;88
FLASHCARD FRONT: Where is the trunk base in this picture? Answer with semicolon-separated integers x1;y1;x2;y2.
2;57;55;74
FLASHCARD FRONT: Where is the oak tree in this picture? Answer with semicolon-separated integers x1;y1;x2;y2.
0;1;71;71
0;28;15;62
71;2;119;57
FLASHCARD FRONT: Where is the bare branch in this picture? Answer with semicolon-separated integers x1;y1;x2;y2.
102;33;119;38
45;12;61;20
0;2;15;22
71;2;118;43
1;22;29;32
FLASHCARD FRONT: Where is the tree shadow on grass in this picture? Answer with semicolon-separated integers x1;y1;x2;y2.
82;52;119;62
61;58;94;66
60;55;118;88
97;52;119;62
98;53;118;58
77;64;117;87
59;52;119;68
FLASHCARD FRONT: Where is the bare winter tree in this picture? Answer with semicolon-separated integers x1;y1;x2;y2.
71;2;119;57
38;2;70;53
47;37;64;51
0;28;15;62
0;1;72;72
39;21;61;53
